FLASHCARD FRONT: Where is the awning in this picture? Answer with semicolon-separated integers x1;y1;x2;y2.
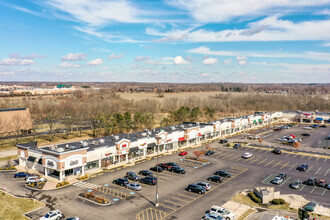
258;119;262;122
178;137;186;142
315;118;323;120
198;133;202;136
27;156;36;162
253;120;257;123
290;134;296;138
130;147;139;153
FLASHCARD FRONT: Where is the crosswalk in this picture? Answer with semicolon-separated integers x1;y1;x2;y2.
73;181;99;189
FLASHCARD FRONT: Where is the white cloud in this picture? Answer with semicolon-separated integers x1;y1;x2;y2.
60;62;81;68
202;57;218;65
319;9;330;15
108;53;124;60
0;58;34;66
173;56;190;65
61;53;87;61
189;46;330;62
166;0;330;23
239;60;247;66
202;72;209;76
236;56;247;60
87;58;103;66
134;56;150;62
223;58;232;64
322;42;330;47
103;66;109;70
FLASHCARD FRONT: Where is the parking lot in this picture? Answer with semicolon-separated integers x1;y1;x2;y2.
0;124;329;220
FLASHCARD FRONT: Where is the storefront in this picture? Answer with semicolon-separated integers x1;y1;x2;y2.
85;160;99;170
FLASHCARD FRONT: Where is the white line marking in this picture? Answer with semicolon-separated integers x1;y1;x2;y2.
299;184;306;191
310;186;317;193
315;167;322;175
321;188;327;196
289;163;297;171
324;168;330;177
280;177;291;187
306;165;313;173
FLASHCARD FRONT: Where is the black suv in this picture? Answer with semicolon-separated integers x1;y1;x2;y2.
140;176;157;185
276;173;287;179
205;150;214;156
272;148;282;154
125;172;140;181
214;170;231;178
168;166;185;174
139;170;153;176
113;178;129;186
219;139;228;144
207;176;223;183
305;177;317;186
150;166;163;172
186;184;206;194
233;144;241;149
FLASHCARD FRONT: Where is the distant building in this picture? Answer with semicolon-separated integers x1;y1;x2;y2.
0;108;33;136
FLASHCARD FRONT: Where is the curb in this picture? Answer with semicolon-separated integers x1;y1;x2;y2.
77;193;112;206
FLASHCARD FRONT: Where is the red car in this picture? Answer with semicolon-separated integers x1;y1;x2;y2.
179;151;188;156
274;128;282;131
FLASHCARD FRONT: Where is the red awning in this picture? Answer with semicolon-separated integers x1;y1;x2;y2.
198;133;202;136
178;137;186;142
290;134;296;138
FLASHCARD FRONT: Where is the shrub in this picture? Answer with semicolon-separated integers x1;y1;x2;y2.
248;192;261;204
60;182;65;186
64;181;69;185
271;198;285;205
38;186;42;189
31;183;35;187
56;183;61;187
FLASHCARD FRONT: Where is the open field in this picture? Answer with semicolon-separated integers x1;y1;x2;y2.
0;191;44;220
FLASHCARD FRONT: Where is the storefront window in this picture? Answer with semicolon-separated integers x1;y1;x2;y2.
85;160;99;170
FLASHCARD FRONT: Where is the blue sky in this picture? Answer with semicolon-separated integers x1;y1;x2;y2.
0;0;330;83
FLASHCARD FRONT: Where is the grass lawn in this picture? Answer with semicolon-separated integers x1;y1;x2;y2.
0;192;44;220
0;155;18;162
231;193;261;207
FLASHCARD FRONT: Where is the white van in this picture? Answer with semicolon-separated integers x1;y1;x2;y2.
206;206;235;220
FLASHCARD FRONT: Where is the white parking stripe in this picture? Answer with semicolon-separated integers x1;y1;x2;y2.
306;165;313;173
288;163;297;171
299;184;306;192
315;167;322;175
324;168;330;177
310;186;317;193
279;177;290;187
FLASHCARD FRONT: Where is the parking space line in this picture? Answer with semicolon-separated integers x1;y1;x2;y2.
315;167;322;175
265;159;275;167
324;158;328;163
321;189;327;196
251;148;258;152
257;158;268;165
299;184;306;191
316;157;320;162
272;160;283;168
164;200;182;207
177;193;197;200
249;157;262;164
308;156;313;160
289;162;297;171
324;168;330;177
228;154;240;160
294;154;298;158
280;162;290;169
306;165;314;173
300;155;306;159
279;177;291;187
216;152;231;158
285;153;291;157
236;157;244;162
171;196;189;203
310;186;317;194
159;204;176;211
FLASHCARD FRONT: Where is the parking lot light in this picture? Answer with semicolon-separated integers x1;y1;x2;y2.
155;136;161;207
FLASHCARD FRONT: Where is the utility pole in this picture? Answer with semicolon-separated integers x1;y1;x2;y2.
155;136;161;207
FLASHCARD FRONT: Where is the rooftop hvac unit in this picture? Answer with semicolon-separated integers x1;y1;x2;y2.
99;139;105;144
148;131;152;135
82;141;88;147
144;129;149;132
49;145;56;150
65;144;69;149
56;147;64;152
69;146;76;150
114;136;119;141
79;140;84;144
180;125;184;128
92;141;99;145
196;122;200;125
141;132;147;136
152;129;156;133
188;124;192;127
170;126;176;131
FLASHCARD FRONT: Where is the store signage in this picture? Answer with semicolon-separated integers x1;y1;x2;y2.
105;153;112;156
121;144;127;149
70;160;79;166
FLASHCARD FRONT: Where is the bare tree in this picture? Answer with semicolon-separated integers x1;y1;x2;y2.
12;114;29;145
44;103;60;142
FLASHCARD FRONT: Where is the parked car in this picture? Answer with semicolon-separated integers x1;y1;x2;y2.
303;126;313;130
186;184;206;194
125;172;140;181
305;177;317;186
14;172;28;178
168;166;185;174
273;128;282;131
112;178;129;186
207;176;223;183
140;176;157;185
297;163;308;171
139;170;153;176
196;182;211;191
150;166;163;172
179;151;188;156
206;205;236;220
159;162;178;170
317;180;327;187
201;213;224;220
319;125;327;128
24;173;38;180
326;184;330;190
233;144;241;149
272;148;282;154
26;176;46;184
290;180;302;189
214;170;231;178
126;183;142;191
219;139;228;144
40;210;62;220
271;177;284;185
242;152;253;158
301;133;310;136
311;124;318;128
65;218;79;220
205;150;215;156
303;202;317;212
276;173;287;179
277;137;287;142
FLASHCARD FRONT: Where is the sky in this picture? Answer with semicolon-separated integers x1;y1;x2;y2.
0;0;330;83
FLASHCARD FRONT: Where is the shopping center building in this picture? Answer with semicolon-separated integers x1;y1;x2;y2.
17;112;281;181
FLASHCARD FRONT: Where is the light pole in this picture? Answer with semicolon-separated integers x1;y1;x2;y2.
155;136;161;207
